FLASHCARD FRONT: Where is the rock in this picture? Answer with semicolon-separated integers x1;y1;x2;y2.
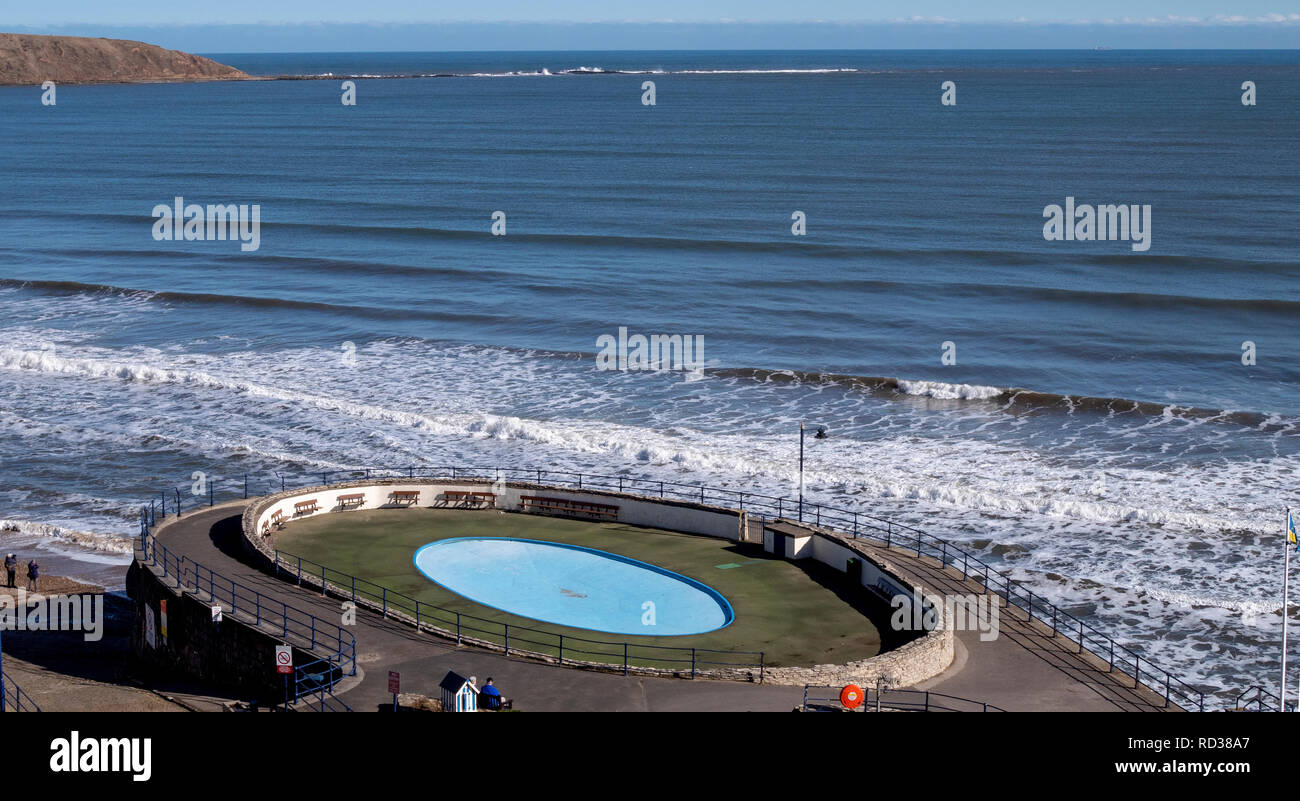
0;33;249;86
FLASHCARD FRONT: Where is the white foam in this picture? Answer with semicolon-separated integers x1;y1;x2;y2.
895;379;1005;400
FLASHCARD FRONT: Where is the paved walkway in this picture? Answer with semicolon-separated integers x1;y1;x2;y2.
151;503;1178;711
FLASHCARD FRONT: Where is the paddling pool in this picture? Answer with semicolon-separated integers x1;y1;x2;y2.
413;537;734;636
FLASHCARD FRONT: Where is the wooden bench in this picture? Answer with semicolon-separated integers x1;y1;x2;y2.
336;493;366;510
389;490;421;506
439;490;498;508
265;509;286;535
294;499;321;516
519;495;618;521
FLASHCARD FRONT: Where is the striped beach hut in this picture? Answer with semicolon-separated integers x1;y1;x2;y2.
439;671;479;712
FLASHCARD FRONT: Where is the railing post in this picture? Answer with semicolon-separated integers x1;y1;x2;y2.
1108;639;1114;672
456;613;461;644
282;602;288;637
256;593;261;626
352;576;356;605
1134;657;1140;689
1078;620;1084;653
623;642;628;676
559;635;564;664
759;652;765;684
505;625;509;655
297;556;302;586
1164;672;1171;708
691;648;696;678
382;587;387;617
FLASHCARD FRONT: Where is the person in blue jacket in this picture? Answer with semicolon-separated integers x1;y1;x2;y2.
480;677;502;710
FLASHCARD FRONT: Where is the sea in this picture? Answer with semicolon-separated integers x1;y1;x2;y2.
0;50;1297;705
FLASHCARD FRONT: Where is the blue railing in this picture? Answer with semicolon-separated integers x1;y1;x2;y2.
138;528;356;680
275;548;766;679
0;671;40;712
293;657;352;712
138;463;1206;711
1232;685;1296;712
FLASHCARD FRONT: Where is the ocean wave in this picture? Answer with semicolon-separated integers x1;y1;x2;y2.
268;66;863;80
0;519;134;555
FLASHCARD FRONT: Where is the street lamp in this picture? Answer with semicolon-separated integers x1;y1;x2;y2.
798;422;828;522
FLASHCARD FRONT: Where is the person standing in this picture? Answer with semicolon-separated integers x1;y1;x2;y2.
4;553;15;588
26;559;38;591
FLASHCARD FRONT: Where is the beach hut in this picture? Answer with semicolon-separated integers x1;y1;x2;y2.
439;671;479;712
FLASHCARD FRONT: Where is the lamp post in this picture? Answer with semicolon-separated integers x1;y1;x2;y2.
798;423;828;522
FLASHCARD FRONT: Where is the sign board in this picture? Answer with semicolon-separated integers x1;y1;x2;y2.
159;600;168;644
275;645;293;675
388;671;400;694
144;606;156;649
210;605;222;623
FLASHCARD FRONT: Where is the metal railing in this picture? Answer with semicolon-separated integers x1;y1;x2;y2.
138;528;356;681
138;463;1206;710
276;549;765;679
0;672;40;712
293;657;352;712
1231;685;1296;712
802;685;1006;712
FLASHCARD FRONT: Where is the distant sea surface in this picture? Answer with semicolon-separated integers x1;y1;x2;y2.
0;50;1297;704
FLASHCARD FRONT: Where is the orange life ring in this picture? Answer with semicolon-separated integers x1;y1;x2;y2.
840;684;864;709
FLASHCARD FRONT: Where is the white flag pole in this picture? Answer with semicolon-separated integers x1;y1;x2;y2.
1285;506;1292;712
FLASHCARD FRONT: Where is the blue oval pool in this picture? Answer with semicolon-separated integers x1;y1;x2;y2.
413;538;733;636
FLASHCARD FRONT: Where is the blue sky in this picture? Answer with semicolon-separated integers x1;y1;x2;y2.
9;1;1300;24
10;2;1300;50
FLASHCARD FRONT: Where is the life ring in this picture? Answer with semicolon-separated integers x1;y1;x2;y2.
840;684;864;709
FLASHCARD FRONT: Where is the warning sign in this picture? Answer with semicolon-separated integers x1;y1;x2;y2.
275;645;293;674
388;671;400;694
144;606;156;649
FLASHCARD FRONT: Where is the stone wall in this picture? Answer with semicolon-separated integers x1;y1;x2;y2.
125;555;328;705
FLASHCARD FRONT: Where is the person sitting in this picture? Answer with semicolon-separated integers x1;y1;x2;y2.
480;677;511;710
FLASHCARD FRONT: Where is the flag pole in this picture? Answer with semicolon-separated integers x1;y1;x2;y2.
1285;506;1292;712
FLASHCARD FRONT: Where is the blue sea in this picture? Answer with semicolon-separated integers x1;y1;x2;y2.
0;50;1297;704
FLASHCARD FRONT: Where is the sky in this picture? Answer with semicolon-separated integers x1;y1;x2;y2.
8;2;1300;50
